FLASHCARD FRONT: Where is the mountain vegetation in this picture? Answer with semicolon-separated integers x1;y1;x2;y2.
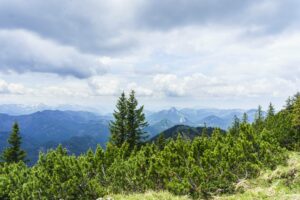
0;91;299;199
150;125;224;141
0;110;110;164
216;151;300;200
1;123;26;163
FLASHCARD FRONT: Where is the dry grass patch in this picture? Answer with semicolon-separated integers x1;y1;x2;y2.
106;191;191;200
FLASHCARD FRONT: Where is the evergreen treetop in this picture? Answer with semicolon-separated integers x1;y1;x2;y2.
109;90;149;151
109;91;128;147
1;122;27;163
126;90;149;150
292;95;300;129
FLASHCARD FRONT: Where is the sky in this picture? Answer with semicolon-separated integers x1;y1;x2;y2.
0;0;299;112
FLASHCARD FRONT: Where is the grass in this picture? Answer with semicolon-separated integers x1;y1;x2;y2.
105;191;191;200
214;151;300;200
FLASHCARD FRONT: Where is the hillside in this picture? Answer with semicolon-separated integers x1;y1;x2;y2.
0;110;111;164
0;110;111;142
215;151;300;200
150;124;224;141
107;191;191;200
104;152;300;200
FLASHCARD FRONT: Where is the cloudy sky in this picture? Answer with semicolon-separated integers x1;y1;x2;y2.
0;0;299;112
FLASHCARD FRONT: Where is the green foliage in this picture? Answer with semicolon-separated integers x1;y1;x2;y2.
155;133;166;150
292;95;300;129
266;94;300;151
229;115;240;136
242;112;248;124
252;105;265;133
110;91;128;147
0;162;29;200
126;90;149;150
1;122;27;163
109;90;149;151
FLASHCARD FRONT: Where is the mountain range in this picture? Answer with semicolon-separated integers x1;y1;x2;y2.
146;107;259;130
0;105;261;164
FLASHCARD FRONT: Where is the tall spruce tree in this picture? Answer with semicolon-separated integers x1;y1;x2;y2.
267;103;275;118
1;122;26;163
292;95;300;130
126;90;148;150
109;92;128;147
156;133;166;150
285;96;293;111
253;105;265;132
229;115;240;136
242;112;248;124
265;103;275;129
201;123;208;137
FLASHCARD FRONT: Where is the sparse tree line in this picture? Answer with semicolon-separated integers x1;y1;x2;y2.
0;91;299;199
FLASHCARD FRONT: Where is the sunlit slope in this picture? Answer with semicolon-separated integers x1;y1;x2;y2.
106;152;300;200
215;151;300;200
106;191;191;200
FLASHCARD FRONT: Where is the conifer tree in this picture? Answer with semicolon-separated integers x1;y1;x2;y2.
265;103;275;129
1;122;26;163
267;103;275;118
109;92;128;147
156;133;166;150
285;96;293;111
253;105;265;132
201;123;208;137
229;115;240;136
292;95;300;130
126;90;148;150
242;112;248;124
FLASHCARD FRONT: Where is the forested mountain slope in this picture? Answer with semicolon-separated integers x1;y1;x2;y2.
150;124;224;141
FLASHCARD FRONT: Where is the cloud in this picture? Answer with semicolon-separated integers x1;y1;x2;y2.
1;0;298;58
88;76;122;96
136;0;253;29
88;76;153;97
136;0;300;34
0;79;26;94
125;82;153;97
0;0;139;54
0;29;107;78
153;74;186;97
152;73;299;99
0;0;299;109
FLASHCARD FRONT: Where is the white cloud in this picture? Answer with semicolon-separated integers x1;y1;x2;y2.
0;79;26;94
88;76;122;96
125;82;153;97
152;73;299;99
